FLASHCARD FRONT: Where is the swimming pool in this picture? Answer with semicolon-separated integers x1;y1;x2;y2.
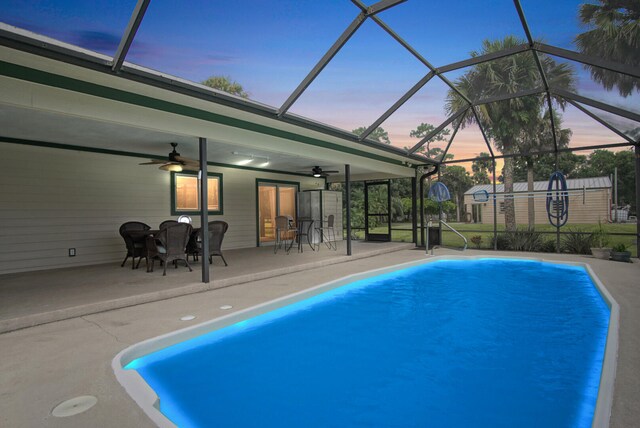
114;257;618;428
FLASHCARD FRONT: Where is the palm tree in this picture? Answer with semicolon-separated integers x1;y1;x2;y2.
445;36;575;231
518;110;572;227
575;0;640;97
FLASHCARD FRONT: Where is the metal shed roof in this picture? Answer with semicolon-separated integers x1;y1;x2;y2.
465;176;612;195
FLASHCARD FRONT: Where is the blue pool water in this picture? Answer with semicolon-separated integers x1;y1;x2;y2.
126;259;610;428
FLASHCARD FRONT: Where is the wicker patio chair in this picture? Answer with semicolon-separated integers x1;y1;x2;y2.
118;221;151;269
186;228;201;262
186;221;229;266
159;220;180;230
146;223;193;276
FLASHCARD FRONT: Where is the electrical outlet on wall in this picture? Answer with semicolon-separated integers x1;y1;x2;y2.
68;248;76;257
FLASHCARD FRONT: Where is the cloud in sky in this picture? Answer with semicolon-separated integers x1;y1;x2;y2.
72;30;120;54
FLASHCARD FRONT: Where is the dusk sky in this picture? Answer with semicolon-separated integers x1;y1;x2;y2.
1;0;637;161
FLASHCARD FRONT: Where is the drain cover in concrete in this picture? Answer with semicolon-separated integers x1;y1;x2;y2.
180;315;196;321
220;305;233;310
51;396;97;417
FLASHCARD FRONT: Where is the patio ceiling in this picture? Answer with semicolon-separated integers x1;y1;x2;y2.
0;103;388;180
0;0;638;168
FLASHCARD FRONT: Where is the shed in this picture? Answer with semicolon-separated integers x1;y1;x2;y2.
463;177;612;225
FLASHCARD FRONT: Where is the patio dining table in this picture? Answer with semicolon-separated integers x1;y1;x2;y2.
124;228;201;271
293;217;315;253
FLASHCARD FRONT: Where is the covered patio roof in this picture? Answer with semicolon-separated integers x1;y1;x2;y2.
0;37;421;182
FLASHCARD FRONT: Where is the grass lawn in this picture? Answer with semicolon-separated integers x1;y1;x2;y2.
352;222;637;257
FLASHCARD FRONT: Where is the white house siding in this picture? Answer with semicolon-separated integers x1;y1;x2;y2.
0;143;323;274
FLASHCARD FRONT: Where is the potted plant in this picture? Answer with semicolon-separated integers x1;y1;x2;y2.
590;221;611;260
610;243;631;263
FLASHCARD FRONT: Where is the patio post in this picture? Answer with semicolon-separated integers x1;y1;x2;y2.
555;151;560;253
492;160;498;251
419;174;424;247
199;137;210;283
345;164;352;256
636;144;639;259
411;175;417;245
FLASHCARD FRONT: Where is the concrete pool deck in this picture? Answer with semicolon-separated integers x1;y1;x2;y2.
0;241;412;333
0;249;638;427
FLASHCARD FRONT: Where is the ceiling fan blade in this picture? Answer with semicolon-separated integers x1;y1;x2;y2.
175;155;200;166
323;170;340;174
181;165;200;172
139;159;166;165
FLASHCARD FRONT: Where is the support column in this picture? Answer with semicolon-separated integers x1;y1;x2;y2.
437;169;443;223
199;137;210;283
419;175;425;247
635;145;639;259
345;164;352;256
492;160;498;251
411;176;417;245
555;152;560;253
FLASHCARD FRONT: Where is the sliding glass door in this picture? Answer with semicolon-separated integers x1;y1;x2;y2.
257;180;298;245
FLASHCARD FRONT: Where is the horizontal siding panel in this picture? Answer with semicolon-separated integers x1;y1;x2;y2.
0;142;321;274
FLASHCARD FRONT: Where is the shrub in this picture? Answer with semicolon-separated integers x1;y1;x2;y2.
539;239;557;253
491;234;510;251
560;229;593;254
470;235;483;249
503;228;545;252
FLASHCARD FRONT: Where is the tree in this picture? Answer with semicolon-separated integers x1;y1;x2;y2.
582;149;636;213
201;75;249;98
352;126;391;144
471;152;492;184
407;123;451;160
445;36;575;231
512;152;587;181
440;166;473;222
518;109;573;227
575;0;640;96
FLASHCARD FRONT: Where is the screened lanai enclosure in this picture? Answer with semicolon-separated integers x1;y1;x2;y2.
0;0;638;261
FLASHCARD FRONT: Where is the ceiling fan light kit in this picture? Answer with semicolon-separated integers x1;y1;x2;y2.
302;166;339;178
159;163;182;172
139;143;199;172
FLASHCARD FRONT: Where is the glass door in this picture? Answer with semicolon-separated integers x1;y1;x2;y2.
365;181;391;242
257;181;298;245
258;184;277;243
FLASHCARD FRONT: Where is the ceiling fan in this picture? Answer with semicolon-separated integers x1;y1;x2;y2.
139;143;200;172
297;166;340;177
